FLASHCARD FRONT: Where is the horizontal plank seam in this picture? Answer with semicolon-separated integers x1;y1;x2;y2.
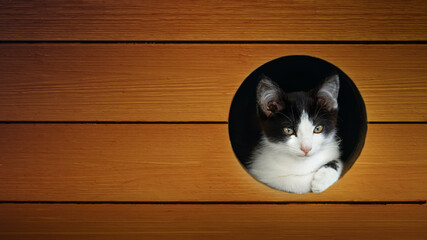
0;121;425;124
0;40;426;44
368;122;427;124
0;201;425;205
0;121;229;124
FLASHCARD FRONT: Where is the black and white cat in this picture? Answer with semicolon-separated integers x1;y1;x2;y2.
248;73;343;194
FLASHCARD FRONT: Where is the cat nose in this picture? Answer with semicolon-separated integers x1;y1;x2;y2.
300;146;312;155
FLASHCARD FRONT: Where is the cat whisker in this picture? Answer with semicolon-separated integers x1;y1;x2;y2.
276;111;293;122
291;106;296;123
313;106;322;120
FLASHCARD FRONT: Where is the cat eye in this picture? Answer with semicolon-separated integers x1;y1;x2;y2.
283;127;294;135
314;125;324;134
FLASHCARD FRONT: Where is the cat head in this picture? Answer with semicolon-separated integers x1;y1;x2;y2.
256;73;340;157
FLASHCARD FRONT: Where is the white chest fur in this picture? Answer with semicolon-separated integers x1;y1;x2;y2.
248;135;340;193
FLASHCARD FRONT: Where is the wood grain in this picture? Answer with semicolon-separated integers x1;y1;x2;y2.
0;124;425;202
0;44;426;122
0;204;426;240
0;0;426;41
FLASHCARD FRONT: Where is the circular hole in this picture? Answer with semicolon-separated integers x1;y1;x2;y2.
228;55;367;194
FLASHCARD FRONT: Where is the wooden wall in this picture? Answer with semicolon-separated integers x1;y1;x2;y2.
0;1;426;239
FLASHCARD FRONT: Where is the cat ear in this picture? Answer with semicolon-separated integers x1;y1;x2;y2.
317;73;340;111
256;76;284;117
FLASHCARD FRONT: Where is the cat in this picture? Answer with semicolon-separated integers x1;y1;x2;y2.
248;73;343;194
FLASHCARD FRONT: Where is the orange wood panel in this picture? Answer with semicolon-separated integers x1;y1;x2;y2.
0;124;425;202
0;0;426;41
0;204;426;240
0;44;426;122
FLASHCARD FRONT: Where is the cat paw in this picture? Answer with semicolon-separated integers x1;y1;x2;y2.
311;167;339;193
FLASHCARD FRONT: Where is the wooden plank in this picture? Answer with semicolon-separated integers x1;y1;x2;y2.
0;44;426;122
0;204;426;240
0;124;425;202
0;0;426;41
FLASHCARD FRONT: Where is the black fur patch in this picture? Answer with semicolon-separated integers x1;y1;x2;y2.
324;160;339;171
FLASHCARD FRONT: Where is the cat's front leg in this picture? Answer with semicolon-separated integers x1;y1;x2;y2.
263;172;315;194
311;160;343;193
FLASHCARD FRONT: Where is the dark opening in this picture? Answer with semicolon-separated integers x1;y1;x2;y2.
228;55;367;177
